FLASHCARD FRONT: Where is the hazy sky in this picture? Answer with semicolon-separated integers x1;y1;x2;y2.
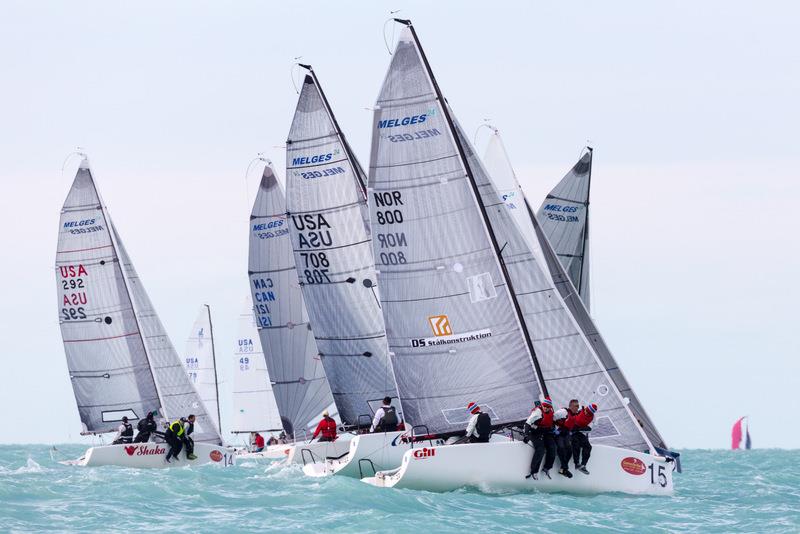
1;1;797;448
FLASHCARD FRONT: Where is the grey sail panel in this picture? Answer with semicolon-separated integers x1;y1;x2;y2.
56;162;160;433
113;224;222;444
536;152;592;310
286;74;398;426
368;28;542;434
248;163;334;439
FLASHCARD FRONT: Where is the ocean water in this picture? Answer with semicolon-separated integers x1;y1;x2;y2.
0;446;797;533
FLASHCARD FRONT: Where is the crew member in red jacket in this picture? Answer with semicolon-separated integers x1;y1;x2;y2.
569;401;596;474
312;410;338;442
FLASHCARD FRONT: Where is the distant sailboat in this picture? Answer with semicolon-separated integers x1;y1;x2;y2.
183;305;222;434
732;417;752;450
56;156;231;467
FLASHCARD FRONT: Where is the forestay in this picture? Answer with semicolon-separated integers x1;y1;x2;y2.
248;163;334;439
231;295;282;434
56;160;160;434
183;305;221;432
536;151;592;310
286;71;398;426
368;27;543;435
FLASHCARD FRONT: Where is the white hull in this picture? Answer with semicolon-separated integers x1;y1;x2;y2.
302;431;417;478
61;442;235;468
285;437;352;466
235;443;294;461
363;441;674;496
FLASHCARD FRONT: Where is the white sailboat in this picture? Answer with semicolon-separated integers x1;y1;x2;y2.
283;65;409;478
247;162;348;464
183;305;222;434
361;21;675;495
56;156;233;468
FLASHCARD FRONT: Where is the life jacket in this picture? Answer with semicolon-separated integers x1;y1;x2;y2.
169;420;185;437
475;412;492;441
572;408;594;431
137;418;155;432
377;406;398;430
184;421;194;437
121;423;133;438
254;434;265;448
318;417;337;439
535;408;554;429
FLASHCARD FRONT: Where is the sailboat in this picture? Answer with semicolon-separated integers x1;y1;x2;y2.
247;162;348;463
732;417;752;450
361;21;675;495
283;65;410;478
231;295;287;460
183;305;222;433
56;156;232;467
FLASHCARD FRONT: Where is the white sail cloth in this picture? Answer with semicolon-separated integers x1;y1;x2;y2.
367;27;543;435
286;72;398;426
231;295;282;434
248;163;334;439
56;160;221;443
183;306;221;433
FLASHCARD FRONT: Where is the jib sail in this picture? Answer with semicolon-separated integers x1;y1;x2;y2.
183;305;221;434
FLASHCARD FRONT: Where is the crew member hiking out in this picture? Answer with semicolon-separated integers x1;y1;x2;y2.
112;416;133;444
524;397;557;480
553;408;573;478
182;414;197;460
164;418;186;463
570;401;596;474
465;402;492;443
370;397;399;433
312;411;337;442
134;412;157;443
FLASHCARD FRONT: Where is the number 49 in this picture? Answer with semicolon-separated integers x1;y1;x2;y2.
648;463;667;487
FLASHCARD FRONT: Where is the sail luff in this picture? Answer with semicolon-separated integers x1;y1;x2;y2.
401;22;548;398
576;148;592;307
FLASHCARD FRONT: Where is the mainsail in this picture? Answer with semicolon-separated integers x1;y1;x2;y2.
286;67;398;426
248;162;334;438
231;295;282;434
536;150;592;309
183;305;221;433
368;24;544;435
477;129;666;451
56;158;222;444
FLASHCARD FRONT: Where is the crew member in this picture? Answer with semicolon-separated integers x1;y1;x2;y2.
570;402;596;474
253;432;265;452
134;412;157;443
164;417;186;463
524;397;556;480
112;416;134;444
465;402;492;443
553;408;573;478
182;414;197;460
370;397;399;433
312;411;337;442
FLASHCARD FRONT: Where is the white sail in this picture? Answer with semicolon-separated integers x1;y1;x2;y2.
232;295;282;434
286;69;398;426
183;305;221;433
56;158;222;444
248;162;334;439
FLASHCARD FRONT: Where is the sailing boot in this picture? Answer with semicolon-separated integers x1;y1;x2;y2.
578;465;590;475
187;453;198;460
542;469;552;480
525;472;538;480
559;468;573;478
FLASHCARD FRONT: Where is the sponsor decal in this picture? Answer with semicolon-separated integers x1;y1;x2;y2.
63;218;97;228
378;114;428;129
411;327;493;348
291;149;340;167
209;450;223;462
412;447;435;459
121;444;166;457
428;315;452;337
620;456;647;476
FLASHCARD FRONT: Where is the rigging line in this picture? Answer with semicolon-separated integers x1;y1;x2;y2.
473;121;497;149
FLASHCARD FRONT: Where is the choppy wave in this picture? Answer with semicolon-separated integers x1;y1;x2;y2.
0;446;797;533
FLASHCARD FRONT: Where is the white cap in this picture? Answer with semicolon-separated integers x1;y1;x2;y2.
554;408;568;420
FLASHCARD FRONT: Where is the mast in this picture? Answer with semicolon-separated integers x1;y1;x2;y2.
575;146;592;302
83;157;167;423
297;64;368;198
394;19;548;398
205;304;222;433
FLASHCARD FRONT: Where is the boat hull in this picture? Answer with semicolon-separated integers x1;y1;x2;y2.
235;443;293;461
363;441;674;496
302;430;415;478
285;437;352;466
62;442;235;468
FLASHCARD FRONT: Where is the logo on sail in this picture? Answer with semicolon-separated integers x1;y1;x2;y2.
428;315;452;337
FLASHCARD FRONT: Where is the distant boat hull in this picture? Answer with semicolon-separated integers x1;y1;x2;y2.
61;442;235;468
362;441;674;496
285;437;352;466
235;443;293;461
302;430;416;478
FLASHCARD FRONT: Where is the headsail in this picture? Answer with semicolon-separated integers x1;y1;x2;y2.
368;24;544;435
248;162;334;439
286;68;398;426
183;305;221;433
231;295;282;434
536;150;592;309
57;159;222;444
